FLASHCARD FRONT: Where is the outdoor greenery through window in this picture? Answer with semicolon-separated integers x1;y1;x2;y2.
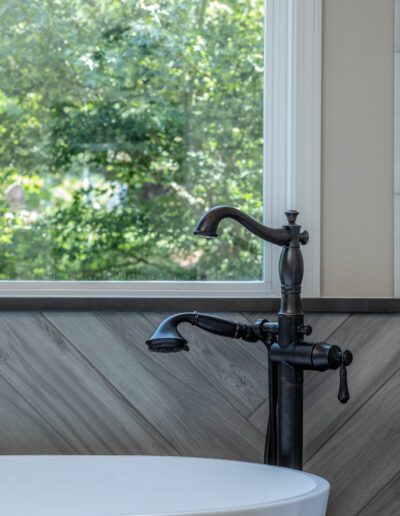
0;0;264;281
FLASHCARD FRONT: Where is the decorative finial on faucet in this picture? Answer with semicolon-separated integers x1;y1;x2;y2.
284;210;309;245
285;210;299;225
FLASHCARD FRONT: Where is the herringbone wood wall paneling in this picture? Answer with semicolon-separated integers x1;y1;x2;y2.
0;311;398;515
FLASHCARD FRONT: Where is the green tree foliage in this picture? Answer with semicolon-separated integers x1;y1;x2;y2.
0;0;263;280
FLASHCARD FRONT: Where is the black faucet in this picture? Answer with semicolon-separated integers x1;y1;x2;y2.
146;206;353;471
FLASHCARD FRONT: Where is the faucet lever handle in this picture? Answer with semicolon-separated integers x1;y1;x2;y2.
337;350;352;403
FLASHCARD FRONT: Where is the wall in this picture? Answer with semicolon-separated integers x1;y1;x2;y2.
321;0;394;296
1;310;399;516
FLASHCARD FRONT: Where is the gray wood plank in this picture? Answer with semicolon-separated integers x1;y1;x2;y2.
144;312;268;418
242;312;277;325
0;312;173;455
303;313;400;461
44;311;265;462
0;376;74;454
306;369;400;516
358;471;400;516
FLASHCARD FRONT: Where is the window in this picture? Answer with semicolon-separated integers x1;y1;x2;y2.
0;0;321;297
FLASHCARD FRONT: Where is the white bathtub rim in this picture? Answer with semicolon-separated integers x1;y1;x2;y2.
0;455;330;516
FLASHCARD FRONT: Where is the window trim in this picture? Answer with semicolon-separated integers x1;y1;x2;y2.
0;0;322;299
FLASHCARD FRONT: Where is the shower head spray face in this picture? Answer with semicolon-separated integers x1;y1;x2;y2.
146;338;189;353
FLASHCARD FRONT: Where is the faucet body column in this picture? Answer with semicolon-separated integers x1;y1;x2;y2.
277;214;305;470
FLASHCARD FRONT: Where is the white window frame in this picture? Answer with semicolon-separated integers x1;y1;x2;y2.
0;0;322;299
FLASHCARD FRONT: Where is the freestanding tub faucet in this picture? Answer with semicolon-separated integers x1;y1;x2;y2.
146;206;353;471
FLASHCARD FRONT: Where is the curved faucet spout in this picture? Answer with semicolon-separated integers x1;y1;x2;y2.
194;205;292;246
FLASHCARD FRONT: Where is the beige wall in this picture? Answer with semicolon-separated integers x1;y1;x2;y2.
321;0;394;296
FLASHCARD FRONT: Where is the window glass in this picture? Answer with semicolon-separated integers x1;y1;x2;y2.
0;0;263;281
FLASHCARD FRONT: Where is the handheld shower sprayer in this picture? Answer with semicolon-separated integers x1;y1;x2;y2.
146;311;259;353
